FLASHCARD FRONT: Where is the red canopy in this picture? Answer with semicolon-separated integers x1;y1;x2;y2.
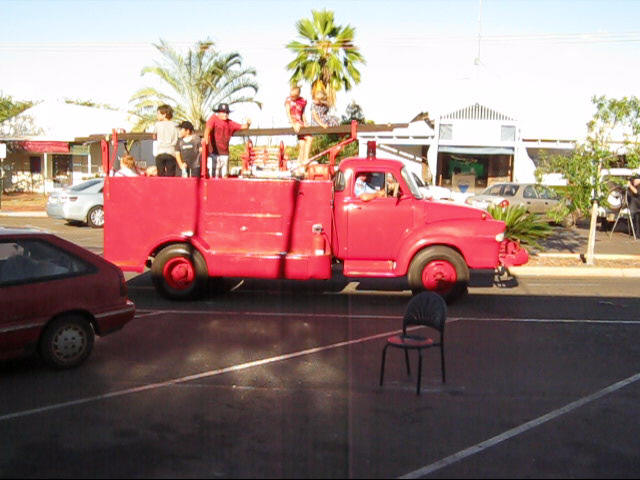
20;141;70;154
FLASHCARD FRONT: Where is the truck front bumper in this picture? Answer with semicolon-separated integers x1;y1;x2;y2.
498;239;529;267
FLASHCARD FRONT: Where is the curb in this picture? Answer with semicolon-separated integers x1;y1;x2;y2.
0;211;47;217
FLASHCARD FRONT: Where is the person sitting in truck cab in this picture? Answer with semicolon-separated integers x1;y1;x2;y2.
355;172;385;201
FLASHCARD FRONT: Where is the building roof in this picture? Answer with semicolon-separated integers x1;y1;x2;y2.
0;100;131;142
441;103;515;121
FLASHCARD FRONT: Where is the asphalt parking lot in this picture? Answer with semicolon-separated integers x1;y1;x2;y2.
1;217;640;478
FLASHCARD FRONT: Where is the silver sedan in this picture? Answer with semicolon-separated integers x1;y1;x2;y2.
46;178;105;228
465;182;573;226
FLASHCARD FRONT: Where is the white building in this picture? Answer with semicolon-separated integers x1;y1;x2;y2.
358;103;577;194
0;100;131;192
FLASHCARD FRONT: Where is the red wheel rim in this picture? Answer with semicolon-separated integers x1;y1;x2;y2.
421;260;457;293
163;257;195;290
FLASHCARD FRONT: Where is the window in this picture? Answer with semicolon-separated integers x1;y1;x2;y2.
333;171;346;192
440;124;453;140
523;185;537;199
354;171;385;196
501;125;516;142
0;239;94;286
537;186;558;200
29;156;42;174
503;185;519;196
486;185;503;196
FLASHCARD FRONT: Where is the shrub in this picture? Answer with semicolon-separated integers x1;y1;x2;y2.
488;204;552;251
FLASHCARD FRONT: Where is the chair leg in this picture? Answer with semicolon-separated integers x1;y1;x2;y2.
416;350;423;395
380;344;388;386
404;349;411;376
441;345;446;383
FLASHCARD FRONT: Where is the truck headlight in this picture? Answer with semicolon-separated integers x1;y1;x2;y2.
495;232;505;242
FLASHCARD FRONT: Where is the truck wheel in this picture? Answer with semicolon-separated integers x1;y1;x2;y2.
40;314;95;369
408;246;470;303
152;244;208;300
87;205;104;228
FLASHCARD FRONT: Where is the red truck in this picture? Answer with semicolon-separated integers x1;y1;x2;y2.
100;126;527;303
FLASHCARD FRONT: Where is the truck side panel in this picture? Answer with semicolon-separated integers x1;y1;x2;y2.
104;177;333;279
199;178;333;279
104;177;198;271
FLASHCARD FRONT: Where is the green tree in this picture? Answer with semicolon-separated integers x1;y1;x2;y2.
536;95;640;263
0;94;33;123
129;40;260;132
341;100;366;124
286;9;365;107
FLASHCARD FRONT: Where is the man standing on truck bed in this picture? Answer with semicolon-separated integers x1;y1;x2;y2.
203;103;251;178
153;105;179;177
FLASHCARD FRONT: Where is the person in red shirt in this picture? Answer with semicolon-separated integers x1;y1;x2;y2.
203;103;251;177
285;85;313;173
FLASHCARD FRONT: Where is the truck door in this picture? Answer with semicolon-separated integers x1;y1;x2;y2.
346;171;414;260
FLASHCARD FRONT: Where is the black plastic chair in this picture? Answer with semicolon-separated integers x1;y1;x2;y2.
379;291;447;395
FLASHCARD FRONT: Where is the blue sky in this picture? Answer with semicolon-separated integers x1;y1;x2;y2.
2;0;640;137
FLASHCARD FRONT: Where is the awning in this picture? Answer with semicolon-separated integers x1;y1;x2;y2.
20;141;70;154
438;146;514;155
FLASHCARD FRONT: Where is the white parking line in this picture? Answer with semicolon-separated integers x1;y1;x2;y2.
399;372;640;479
134;309;640;325
0;326;408;423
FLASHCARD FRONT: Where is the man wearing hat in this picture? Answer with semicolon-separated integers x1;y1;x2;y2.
203;103;251;178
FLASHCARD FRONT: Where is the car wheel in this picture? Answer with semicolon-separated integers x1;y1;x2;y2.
40;315;95;369
151;244;208;300
87;205;104;228
408;246;470;303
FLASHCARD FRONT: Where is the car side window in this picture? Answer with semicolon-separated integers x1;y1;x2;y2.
523;185;537;199
539;187;557;200
486;185;503;196
503;185;519;197
353;171;385;197
0;239;94;286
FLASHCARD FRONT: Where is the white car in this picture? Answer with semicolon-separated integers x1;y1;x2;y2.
411;173;471;203
46;178;105;228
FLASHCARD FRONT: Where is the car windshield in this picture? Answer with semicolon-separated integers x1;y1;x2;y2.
401;168;423;199
69;179;103;192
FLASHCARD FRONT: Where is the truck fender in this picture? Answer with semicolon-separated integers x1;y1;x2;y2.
146;236;203;266
395;219;503;273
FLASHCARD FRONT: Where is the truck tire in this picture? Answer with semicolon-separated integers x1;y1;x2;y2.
151;244;208;300
408;246;470;303
87;205;104;228
39;314;95;369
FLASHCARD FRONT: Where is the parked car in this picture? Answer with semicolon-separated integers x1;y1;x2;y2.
0;227;135;368
597;168;640;230
466;182;573;226
411;172;472;203
46;178;105;228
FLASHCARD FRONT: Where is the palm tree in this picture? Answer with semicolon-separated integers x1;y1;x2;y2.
129;40;260;131
286;9;365;107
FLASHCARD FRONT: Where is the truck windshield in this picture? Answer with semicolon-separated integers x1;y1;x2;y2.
401;168;424;199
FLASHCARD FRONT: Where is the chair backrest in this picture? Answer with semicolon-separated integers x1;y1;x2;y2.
402;291;447;333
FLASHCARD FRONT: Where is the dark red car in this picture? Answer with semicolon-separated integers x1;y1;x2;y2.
0;227;135;368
